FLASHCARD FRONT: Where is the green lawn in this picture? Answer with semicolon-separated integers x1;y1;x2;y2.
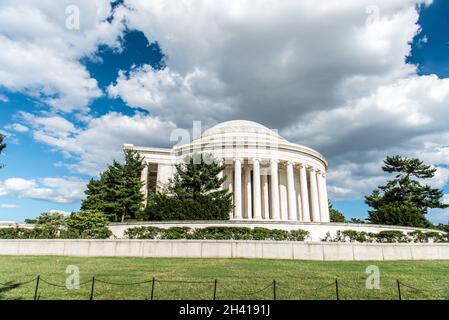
0;256;448;300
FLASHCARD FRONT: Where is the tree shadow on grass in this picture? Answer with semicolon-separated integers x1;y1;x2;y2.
0;282;25;300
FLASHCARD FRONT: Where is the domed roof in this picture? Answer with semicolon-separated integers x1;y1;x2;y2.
201;120;286;141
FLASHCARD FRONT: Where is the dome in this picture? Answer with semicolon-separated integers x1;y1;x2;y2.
201;120;286;141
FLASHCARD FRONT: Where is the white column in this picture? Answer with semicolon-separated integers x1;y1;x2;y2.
217;158;224;190
299;164;310;222
317;171;330;222
262;173;270;219
227;166;234;219
270;159;280;220
252;159;262;219
244;164;252;219
309;168;321;222
140;163;148;203
234;159;242;219
286;161;298;221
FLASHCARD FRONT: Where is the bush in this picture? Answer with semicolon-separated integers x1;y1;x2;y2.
407;230;448;243
65;210;112;239
123;226;310;241
251;227;289;241
160;227;193;239
374;230;408;243
288;229;310;241
145;193;231;221
192;227;253;240
0;227;33;239
320;229;446;243
124;226;163;239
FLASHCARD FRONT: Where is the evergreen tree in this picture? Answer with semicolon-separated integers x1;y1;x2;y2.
328;201;345;223
365;155;448;227
81;150;145;222
0;133;5;169
145;153;233;220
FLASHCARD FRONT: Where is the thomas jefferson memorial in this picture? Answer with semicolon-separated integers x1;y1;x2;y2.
125;120;330;223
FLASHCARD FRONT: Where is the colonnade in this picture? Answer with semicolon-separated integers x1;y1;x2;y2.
224;159;330;222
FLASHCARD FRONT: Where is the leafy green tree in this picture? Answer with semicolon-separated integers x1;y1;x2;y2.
348;218;367;224
329;201;345;223
365;155;448;227
0;133;6;169
65;210;112;239
25;212;66;238
81;150;145;222
145;153;233;220
368;202;429;227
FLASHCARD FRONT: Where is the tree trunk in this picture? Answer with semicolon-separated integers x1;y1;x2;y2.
121;207;125;223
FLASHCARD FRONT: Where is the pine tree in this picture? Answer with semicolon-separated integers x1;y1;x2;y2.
328;201;345;223
365;155;448;227
81;150;145;222
146;153;233;220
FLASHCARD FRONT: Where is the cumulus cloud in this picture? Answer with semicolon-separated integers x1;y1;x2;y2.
5;0;449;214
22;112;177;175
0;0;126;112
4;123;29;133
104;0;449;201
0;177;86;203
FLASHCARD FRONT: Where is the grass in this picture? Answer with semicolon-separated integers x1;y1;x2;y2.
0;256;449;300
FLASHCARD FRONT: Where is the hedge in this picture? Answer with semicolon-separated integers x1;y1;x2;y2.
124;226;310;241
322;229;449;243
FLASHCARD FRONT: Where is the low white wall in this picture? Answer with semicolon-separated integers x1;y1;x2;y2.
1;239;449;261
108;221;441;241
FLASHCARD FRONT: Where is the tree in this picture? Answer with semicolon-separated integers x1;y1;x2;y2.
365;155;448;227
24;212;67;238
145;153;233;220
65;210;112;239
0;133;5;169
329;201;345;223
81;150;145;222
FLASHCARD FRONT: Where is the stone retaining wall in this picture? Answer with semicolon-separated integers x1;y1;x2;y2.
1;239;448;261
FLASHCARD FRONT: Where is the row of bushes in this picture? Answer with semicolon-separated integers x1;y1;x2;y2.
0;211;112;239
0;226;112;239
322;230;449;243
124;226;310;241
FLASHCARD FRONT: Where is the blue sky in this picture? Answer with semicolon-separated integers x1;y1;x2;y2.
1;0;449;223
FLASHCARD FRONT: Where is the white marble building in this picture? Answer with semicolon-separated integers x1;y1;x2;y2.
125;120;330;223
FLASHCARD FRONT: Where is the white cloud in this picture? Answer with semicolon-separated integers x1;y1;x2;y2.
108;66;236;126
0;204;18;209
0;1;126;112
23;112;177;175
0;177;86;203
0;94;8;103
11;0;449;212
4;123;29;133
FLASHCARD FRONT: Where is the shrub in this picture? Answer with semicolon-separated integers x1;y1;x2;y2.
341;230;371;243
145;194;231;221
288;229;310;241
251;227;289;241
321;229;416;243
374;230;407;243
192;227;252;240
408;230;448;243
65;210;112;239
124;226;162;239
123;226;309;241
0;227;33;239
160;227;193;239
